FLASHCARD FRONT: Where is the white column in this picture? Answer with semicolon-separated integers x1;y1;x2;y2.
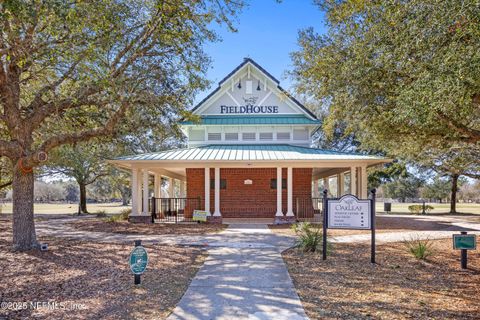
160;177;167;197
350;167;357;196
169;177;175;198
131;168;139;215
313;179;319;198
323;178;329;195
154;173;161;198
338;173;344;196
204;168;211;215
286;167;294;216
180;180;185;197
275;167;283;216
361;166;368;199
142;169;149;215
213;167;221;216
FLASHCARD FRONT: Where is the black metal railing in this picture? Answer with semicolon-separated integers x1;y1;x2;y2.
295;197;323;223
150;197;201;223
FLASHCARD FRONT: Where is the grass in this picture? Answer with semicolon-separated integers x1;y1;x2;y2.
0;201;479;216
0;202;130;216
376;202;480;215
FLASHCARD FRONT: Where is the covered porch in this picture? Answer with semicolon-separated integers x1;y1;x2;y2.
110;145;389;224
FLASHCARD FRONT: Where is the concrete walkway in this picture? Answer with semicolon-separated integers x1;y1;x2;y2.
35;215;480;247
33;215;480;319
167;224;308;320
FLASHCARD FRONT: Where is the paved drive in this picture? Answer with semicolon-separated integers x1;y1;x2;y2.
167;224;308;320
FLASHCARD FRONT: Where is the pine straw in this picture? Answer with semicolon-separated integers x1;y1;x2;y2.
0;220;207;320
283;238;480;319
68;218;227;235
269;215;456;236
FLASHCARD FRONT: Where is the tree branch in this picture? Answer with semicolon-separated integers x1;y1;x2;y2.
436;111;480;143
26;100;130;166
0;180;12;190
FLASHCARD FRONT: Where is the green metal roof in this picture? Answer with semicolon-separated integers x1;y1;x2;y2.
180;115;321;126
114;144;386;162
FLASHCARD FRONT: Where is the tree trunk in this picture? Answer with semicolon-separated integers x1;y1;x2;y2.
79;182;88;214
12;163;37;251
450;174;459;214
120;186;131;206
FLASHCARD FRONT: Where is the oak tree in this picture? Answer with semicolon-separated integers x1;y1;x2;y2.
0;0;243;250
291;0;480;161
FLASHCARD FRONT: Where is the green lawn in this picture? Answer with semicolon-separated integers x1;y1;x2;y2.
0;202;130;215
0;201;478;216
376;202;480;215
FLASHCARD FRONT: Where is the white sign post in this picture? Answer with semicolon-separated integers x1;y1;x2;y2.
322;190;376;263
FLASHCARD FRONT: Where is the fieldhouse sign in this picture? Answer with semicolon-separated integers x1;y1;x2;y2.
220;105;279;114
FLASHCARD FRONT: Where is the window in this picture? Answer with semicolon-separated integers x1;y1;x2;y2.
208;132;221;141
225;132;239;141
242;132;256;141
277;132;290;140
270;179;287;189
246;80;253;94
210;179;227;189
189;129;205;141
293;128;309;140
259;132;273;141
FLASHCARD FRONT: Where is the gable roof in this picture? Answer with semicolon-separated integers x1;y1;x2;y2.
191;58;318;120
113;144;387;162
179;115;321;126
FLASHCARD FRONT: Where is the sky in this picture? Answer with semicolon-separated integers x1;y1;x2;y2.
195;0;327;104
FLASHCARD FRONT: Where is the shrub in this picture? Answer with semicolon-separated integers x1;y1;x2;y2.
119;208;131;220
95;210;107;218
403;236;435;260
408;204;434;214
105;214;122;222
105;209;131;223
292;222;331;254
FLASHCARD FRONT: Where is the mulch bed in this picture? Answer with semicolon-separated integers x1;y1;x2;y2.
269;215;454;237
0;220;207;320
68;218;227;235
283;238;480;319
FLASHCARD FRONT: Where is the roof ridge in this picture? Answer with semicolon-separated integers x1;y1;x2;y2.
112;143;387;161
198;114;311;118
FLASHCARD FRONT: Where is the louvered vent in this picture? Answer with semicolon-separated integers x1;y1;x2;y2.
277;132;290;140
242;132;256;141
225;133;239;141
208;133;222;141
259;132;273;140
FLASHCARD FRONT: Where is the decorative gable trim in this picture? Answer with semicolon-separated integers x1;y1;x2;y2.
191;58;318;120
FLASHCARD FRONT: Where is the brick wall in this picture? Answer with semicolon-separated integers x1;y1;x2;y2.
185;168;313;218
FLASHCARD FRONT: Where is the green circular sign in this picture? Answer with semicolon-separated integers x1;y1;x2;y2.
129;246;148;275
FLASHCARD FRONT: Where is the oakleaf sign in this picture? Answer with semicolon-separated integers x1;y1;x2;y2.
327;195;371;230
323;191;377;264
